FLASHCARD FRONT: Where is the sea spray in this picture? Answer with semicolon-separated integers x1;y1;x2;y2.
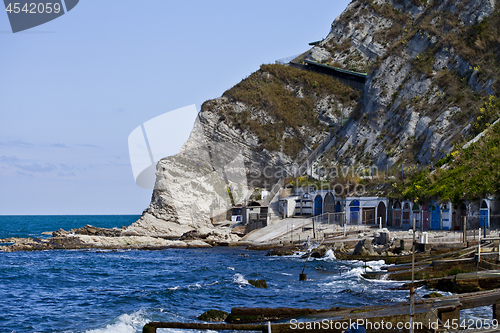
233;273;249;286
85;310;148;333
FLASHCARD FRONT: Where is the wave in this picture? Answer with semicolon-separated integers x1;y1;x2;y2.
85;310;148;333
233;273;249;286
205;281;219;286
167;286;180;291
318;249;336;261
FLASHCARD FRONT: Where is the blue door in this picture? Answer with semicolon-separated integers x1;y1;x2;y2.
430;203;440;230
350;200;360;224
314;195;323;216
480;209;489;228
480;200;489;228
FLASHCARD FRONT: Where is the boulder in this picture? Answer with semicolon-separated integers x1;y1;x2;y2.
180;230;203;240
309;245;330;258
333;242;347;253
68;225;121;237
373;228;391;245
198;309;229;322
52;228;68;237
353;239;377;256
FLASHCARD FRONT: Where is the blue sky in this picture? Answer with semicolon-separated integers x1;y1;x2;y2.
0;0;351;215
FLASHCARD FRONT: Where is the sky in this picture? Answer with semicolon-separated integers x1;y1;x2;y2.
0;0;351;215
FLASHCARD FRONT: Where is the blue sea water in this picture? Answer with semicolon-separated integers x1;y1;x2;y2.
0;215;140;239
0;216;493;332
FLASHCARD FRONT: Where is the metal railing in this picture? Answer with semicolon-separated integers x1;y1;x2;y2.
315;212;346;226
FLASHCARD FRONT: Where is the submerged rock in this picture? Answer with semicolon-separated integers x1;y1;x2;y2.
197;309;229;322
248;279;267;288
423;292;443;298
266;248;296;256
300;245;332;259
226;307;330;323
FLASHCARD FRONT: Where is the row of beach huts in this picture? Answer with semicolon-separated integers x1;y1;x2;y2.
277;187;500;231
223;187;500;233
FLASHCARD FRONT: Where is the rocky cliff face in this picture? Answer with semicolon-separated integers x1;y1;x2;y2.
309;0;498;168
128;0;500;237
125;64;357;237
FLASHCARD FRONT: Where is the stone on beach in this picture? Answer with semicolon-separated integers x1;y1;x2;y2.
353;239;377;256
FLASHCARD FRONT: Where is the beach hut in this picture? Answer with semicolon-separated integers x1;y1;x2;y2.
489;198;500;229
314;194;323;216
452;202;468;230
324;192;335;213
231;205;243;222
429;201;441;230
393;201;402;228
412;203;421;229
480;199;490;229
361;198;376;225
348;199;360;224
387;199;394;227
296;193;313;216
402;201;412;229
243;202;269;231
278;196;299;218
422;204;430;230
377;201;387;227
441;202;452;230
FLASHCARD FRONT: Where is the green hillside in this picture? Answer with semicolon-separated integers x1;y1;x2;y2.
398;118;500;203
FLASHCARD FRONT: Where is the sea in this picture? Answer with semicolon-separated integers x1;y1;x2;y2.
0;216;494;333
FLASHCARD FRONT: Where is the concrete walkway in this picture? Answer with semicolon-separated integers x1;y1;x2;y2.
241;217;352;244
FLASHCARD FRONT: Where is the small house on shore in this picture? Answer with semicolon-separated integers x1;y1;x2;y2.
243;201;269;232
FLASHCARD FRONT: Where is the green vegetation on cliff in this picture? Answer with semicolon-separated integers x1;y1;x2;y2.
398;119;500;203
218;64;357;158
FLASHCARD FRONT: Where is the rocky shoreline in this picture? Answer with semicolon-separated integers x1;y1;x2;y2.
0;224;241;252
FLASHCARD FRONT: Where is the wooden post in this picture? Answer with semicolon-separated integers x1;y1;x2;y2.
496;239;500;263
438;307;460;323
479;228;482;263
312;218;316;239
493;303;500;320
463;216;467;246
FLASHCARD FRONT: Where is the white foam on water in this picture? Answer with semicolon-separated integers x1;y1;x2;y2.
461;306;494;323
233;273;249;285
274;251;304;258
85;310;148;333
227;267;235;271
205;281;219;286
188;283;202;290
319;249;336;261
167;286;180;291
281;273;292;276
